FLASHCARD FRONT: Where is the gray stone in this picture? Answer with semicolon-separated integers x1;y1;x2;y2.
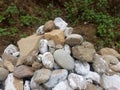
63;44;71;54
74;61;90;75
48;40;56;48
85;83;103;90
0;67;9;81
65;34;83;46
36;25;44;35
33;68;51;84
42;52;54;69
72;45;96;62
44;69;68;88
64;27;73;37
53;49;74;70
68;73;87;90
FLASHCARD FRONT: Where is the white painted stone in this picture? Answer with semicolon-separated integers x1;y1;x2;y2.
54;17;68;30
24;81;30;90
36;25;44;35
84;71;100;84
39;39;48;54
75;61;90;75
44;69;68;88
64;27;73;37
64;44;71;54
68;73;87;90
12;51;20;57
42;52;54;69
52;80;73;90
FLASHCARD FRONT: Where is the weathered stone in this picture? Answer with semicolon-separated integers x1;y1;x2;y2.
44;69;68;88
82;41;94;48
110;62;120;72
72;45;96;62
36;25;44;35
44;30;65;45
17;34;43;66
42;52;54;69
53;49;74;70
39;39;48;54
101;74;120;90
32;61;42;71
63;44;71;54
85;83;103;90
43;20;55;32
93;54;109;74
64;27;73;37
68;73;87;90
75;61;90;75
65;34;83;46
99;48;120;59
4;60;14;72
52;80;73;90
48;40;56;48
0;67;9;81
24;81;30;90
55;44;63;49
5;73;23;90
33;68;51;84
13;65;33;79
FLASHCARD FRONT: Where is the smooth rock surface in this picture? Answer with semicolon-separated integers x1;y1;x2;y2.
53;49;74;70
13;65;33;79
63;44;71;54
72;45;96;62
33;68;51;84
44;69;68;88
74;61;90;75
110;62;120;72
42;52;54;69
0;67;9;81
3;60;14;72
68;73;87;90
65;34;83;46
44;30;65;45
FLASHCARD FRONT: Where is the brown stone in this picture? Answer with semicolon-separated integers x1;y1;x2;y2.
44;30;65;45
4;60;14;72
86;83;103;90
32;61;42;71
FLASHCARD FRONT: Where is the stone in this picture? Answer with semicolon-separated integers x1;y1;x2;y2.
48;40;56;48
72;45;96;62
2;53;17;65
44;69;68;88
17;34;43;66
68;73;87;90
42;52;54;69
12;51;20;57
43;20;55;32
37;54;43;62
84;71;101;84
63;44;71;54
39;39;48;54
85;83;103;90
52;80;73;90
13;65;33;79
110;62;120;72
93;54;109;74
102;55;119;65
53;49;74;70
64;27;73;37
65;34;83;46
32;61;42;71
101;74;120;90
36;25;44;35
82;41;94;48
55;44;63;49
5;73;23;90
44;30;65;45
4;60;14;72
24;81;30;90
0;67;9;81
53;62;61;69
49;47;56;54
33;68;51;84
99;48;120;59
4;44;18;56
74;61;90;75
54;17;68;30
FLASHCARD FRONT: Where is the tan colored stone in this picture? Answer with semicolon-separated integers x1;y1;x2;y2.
110;62;120;72
17;34;43;66
32;61;42;71
86;83;103;90
4;60;14;72
44;30;65;45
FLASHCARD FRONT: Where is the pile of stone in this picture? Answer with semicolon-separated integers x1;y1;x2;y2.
0;17;120;90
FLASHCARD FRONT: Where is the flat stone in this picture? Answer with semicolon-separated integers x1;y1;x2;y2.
33;68;51;84
4;60;14;72
68;73;87;90
43;20;55;32
13;65;33;79
44;69;68;88
99;48;120;59
5;73;23;90
65;34;83;46
44;30;65;45
42;52;54;69
17;34;43;66
74;61;90;75
0;67;9;81
24;81;30;90
53;49;74;70
72;45;96;62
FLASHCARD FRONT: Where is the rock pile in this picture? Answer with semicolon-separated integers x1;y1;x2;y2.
0;17;120;90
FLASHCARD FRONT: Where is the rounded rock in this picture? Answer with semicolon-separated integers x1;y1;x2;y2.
0;67;9;81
